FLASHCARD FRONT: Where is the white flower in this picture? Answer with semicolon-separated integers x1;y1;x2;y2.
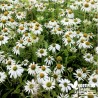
42;78;55;90
17;26;27;34
81;2;91;12
54;63;65;74
61;18;73;26
0;35;9;46
0;51;6;63
57;93;69;98
70;47;77;53
0;3;7;11
0;72;7;83
83;53;94;63
48;43;61;53
73;69;84;81
70;81;78;90
12;45;20;55
88;75;98;87
95;46;98;54
37;72;49;84
32;25;43;35
44;56;54;66
59;79;72;93
52;71;61;81
16;12;26;20
28;62;39;75
66;10;74;19
24;79;39;94
22;59;29;66
31;35;39;43
8;0;19;4
83;91;98;98
36;48;47;58
62;37;75;46
8;64;24;79
70;3;78;10
39;65;51;74
83;41;92;49
46;20;58;29
75;0;82;6
72;18;81;25
51;27;63;35
6;57;16;70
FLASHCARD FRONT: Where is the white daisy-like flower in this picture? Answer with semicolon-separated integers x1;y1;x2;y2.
72;18;81;25
1;11;11;20
82;67;90;79
82;41;92;49
12;45;20;55
57;93;69;98
70;47;77;53
83;91;98;98
42;78;55;90
81;2;91;12
24;79;39;94
92;69;98;76
70;81;78;90
17;25;27;34
36;48;47;58
66;10;74;19
54;63;65;74
59;9;65;17
6;3;13;10
31;35;39;43
83;53;94;63
22;59;29;66
0;72;7;83
64;31;76;38
62;37;75;46
23;37;33;46
8;0;19;4
61;18;73;26
32;25;43;35
52;71;61;81
88;74;98;87
16;12;26;20
0;35;9;46
8;18;18;29
73;69;84;81
76;37;87;49
46;20;58;29
51;27;64;35
0;51;6;63
28;62;39;75
57;0;65;4
83;19;91;26
75;0;82;6
8;64;24;79
95;46;98;54
0;3;7;11
39;65;51;74
44;56;54;66
1;27;10;35
70;3;78;10
48;43;61;53
37;72;49;84
6;57;16;69
59;79;72;93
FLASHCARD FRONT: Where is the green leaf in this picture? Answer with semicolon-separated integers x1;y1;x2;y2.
68;56;76;62
64;49;68;57
2;89;14;98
